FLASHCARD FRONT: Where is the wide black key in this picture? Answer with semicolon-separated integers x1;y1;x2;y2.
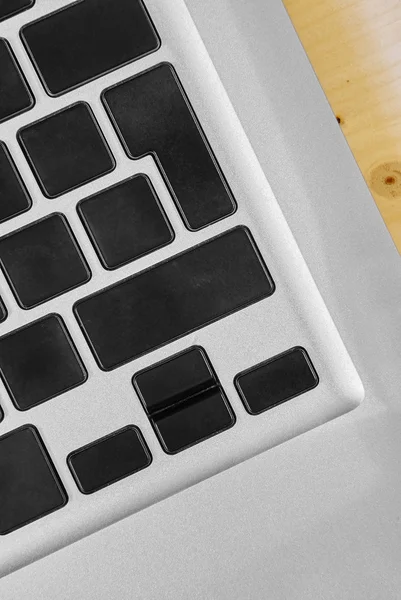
0;314;87;411
18;102;115;198
0;213;91;309
75;227;274;370
235;347;319;415
21;0;159;96
134;347;235;454
67;426;151;494
0;142;31;224
0;0;34;23
0;38;34;124
102;64;236;230
78;175;174;270
0;425;67;535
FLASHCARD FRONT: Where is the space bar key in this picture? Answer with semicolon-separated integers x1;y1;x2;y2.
74;227;275;371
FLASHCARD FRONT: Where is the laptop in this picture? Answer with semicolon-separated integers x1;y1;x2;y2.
1;0;401;597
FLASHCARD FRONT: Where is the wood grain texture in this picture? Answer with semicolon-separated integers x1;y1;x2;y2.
283;0;401;251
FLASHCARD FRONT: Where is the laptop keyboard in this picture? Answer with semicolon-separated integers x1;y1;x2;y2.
0;0;328;552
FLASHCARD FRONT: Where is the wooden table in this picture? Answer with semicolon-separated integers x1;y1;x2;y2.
283;0;401;252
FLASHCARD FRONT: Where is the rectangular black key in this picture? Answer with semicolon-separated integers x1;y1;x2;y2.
235;347;319;415
67;426;151;494
75;227;275;370
0;142;31;224
0;38;34;124
102;64;236;230
0;314;87;411
134;347;235;454
0;0;34;23
21;0;160;96
0;425;67;535
18;102;115;198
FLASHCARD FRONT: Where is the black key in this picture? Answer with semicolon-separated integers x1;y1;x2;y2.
21;0;159;97
235;347;319;415
67;426;151;495
0;39;34;124
134;347;235;454
75;227;274;370
0;295;7;323
0;314;87;411
0;0;34;23
0;142;31;224
0;425;67;535
134;347;216;415
0;404;3;422
102;64;236;231
18;102;115;198
0;213;90;309
153;389;234;454
78;175;174;270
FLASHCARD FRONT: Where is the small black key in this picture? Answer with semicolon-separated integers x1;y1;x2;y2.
0;213;91;309
0;314;87;411
0;425;67;535
134;347;235;454
78;175;174;270
67;426;151;494
134;347;216;415
102;64;236;231
153;389;234;454
0;404;3;422
18;102;115;198
0;39;34;124
75;227;274;370
0;0;34;23
0;142;31;224
21;0;159;96
0;295;7;323
235;347;319;415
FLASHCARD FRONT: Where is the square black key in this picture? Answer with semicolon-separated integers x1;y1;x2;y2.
68;426;152;495
78;175;174;270
0;213;91;309
134;347;235;454
0;314;87;411
18;102;115;198
0;425;67;535
0;142;31;224
235;347;319;415
0;0;34;23
0;39;34;123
